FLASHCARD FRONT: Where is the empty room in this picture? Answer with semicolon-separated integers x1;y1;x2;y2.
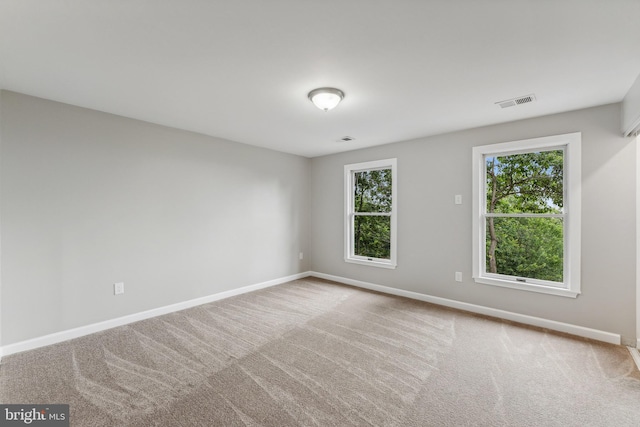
1;1;640;426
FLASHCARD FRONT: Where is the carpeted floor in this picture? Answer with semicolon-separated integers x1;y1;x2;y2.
1;277;639;426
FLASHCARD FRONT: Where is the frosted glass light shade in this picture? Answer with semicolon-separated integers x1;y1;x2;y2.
308;88;344;111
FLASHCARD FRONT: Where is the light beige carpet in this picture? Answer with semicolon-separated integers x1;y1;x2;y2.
1;277;639;426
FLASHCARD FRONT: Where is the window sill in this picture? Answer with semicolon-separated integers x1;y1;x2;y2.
345;257;397;269
473;276;579;298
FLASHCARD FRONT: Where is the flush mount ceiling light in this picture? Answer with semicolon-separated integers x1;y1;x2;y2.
308;87;344;112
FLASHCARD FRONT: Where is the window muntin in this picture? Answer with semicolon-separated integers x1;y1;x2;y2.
345;159;397;268
472;133;581;298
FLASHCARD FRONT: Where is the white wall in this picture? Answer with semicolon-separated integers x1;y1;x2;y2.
311;103;637;344
0;91;310;345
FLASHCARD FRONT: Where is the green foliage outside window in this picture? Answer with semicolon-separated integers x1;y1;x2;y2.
485;150;564;282
353;169;392;259
354;216;391;259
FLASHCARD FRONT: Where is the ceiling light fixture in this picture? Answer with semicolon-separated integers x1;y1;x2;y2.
308;87;344;112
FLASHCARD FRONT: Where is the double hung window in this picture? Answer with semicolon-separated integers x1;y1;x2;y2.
472;133;581;297
344;159;397;269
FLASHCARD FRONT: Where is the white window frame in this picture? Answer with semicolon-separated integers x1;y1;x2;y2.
344;158;397;269
472;132;581;298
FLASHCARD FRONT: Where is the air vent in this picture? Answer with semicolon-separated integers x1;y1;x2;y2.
338;136;355;142
496;94;536;109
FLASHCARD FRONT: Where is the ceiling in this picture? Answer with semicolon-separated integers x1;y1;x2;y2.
1;1;640;158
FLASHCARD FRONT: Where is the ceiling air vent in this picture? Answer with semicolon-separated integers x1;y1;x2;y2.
338;136;355;142
496;94;536;109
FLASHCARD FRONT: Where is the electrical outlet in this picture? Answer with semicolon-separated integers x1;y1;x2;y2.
299;252;304;260
114;282;125;295
455;272;462;282
455;195;462;205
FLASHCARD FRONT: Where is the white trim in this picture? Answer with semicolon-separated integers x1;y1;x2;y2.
471;132;581;297
0;270;623;360
309;272;620;345
0;272;309;359
343;257;397;269
473;276;579;298
344;158;397;269
628;347;640;371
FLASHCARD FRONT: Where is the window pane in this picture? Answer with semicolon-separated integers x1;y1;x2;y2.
354;169;392;213
354;215;391;259
486;150;563;214
486;217;563;283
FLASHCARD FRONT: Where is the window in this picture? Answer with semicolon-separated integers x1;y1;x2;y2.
344;159;397;268
472;133;581;297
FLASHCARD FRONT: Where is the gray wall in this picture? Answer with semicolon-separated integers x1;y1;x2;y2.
0;91;310;345
310;103;637;343
623;72;640;135
0;90;3;349
1;91;636;347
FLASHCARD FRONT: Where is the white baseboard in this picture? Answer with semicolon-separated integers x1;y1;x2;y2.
0;270;624;359
0;272;310;359
309;271;621;346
